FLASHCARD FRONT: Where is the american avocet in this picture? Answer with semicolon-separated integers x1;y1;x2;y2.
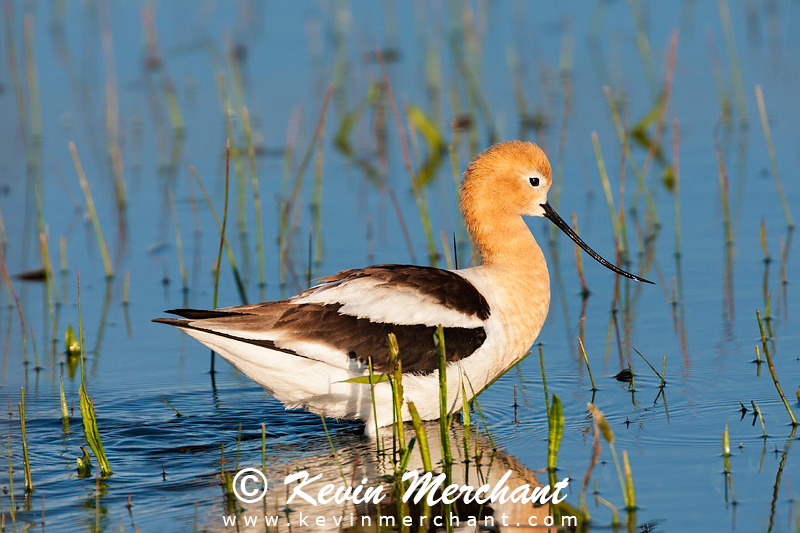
154;141;651;429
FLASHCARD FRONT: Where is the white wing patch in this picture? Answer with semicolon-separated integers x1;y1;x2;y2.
292;277;484;328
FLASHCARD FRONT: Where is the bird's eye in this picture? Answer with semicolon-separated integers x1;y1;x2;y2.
529;177;540;187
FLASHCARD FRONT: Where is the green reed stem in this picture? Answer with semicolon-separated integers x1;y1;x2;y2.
261;423;266;473
756;310;797;426
219;443;227;499
278;108;301;290
123;271;130;305
0;208;6;255
571;213;589;296
209;142;230;374
29;325;40;370
626;0;657;97
673;119;681;256
751;400;767;437
77;274;112;476
0;248;28;362
311;120;325;279
633;347;665;385
507;47;526;118
440;231;454;270
40;230;60;325
547;394;564;474
6;0;30;166
460;380;470;427
190;166;247;304
407;402;432;472
622;449;636;511
70;142;112;278
540;344;550;417
60;369;69;432
226;40;247;136
388;189;417;263
161;398;183;417
610;442;626;508
717;0;748;123
98;1;127;217
235;423;241;471
436;326;452;467
23;14;41;144
591;132;620;239
714;137;733;245
462;372;496;451
243;108;265;299
216;73;248;257
755;86;793;228
60;235;68;299
19;388;32;493
723;423;737;502
388;333;406;455
629;363;635;392
578;338;596;391
213;141;231;310
162;77;185;135
7;435;15;525
780;237;787;288
706;32;732;122
588;403;629;509
168;189;187;290
319;415;347;485
595;493;619;526
368;357;382;455
722;422;731;467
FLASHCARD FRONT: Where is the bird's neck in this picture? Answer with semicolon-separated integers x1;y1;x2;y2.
464;210;551;356
467;211;547;273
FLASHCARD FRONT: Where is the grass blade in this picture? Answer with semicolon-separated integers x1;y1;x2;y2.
60;369;70;432
436;326;452;467
578;338;596;391
756;310;797;425
7;436;16;525
69;142;113;279
547;394;564;474
19;388;32;493
77;274;112;476
0;248;28;367
388;333;406;455
161;398;183;417
673;119;682;256
755;86;793;228
407;402;432;473
243;108;265;299
540;345;550;416
190;166;247;304
622;449;636;511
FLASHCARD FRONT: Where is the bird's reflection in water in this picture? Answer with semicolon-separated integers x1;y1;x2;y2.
222;421;580;532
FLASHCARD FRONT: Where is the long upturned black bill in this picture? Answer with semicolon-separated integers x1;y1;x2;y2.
541;202;654;284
